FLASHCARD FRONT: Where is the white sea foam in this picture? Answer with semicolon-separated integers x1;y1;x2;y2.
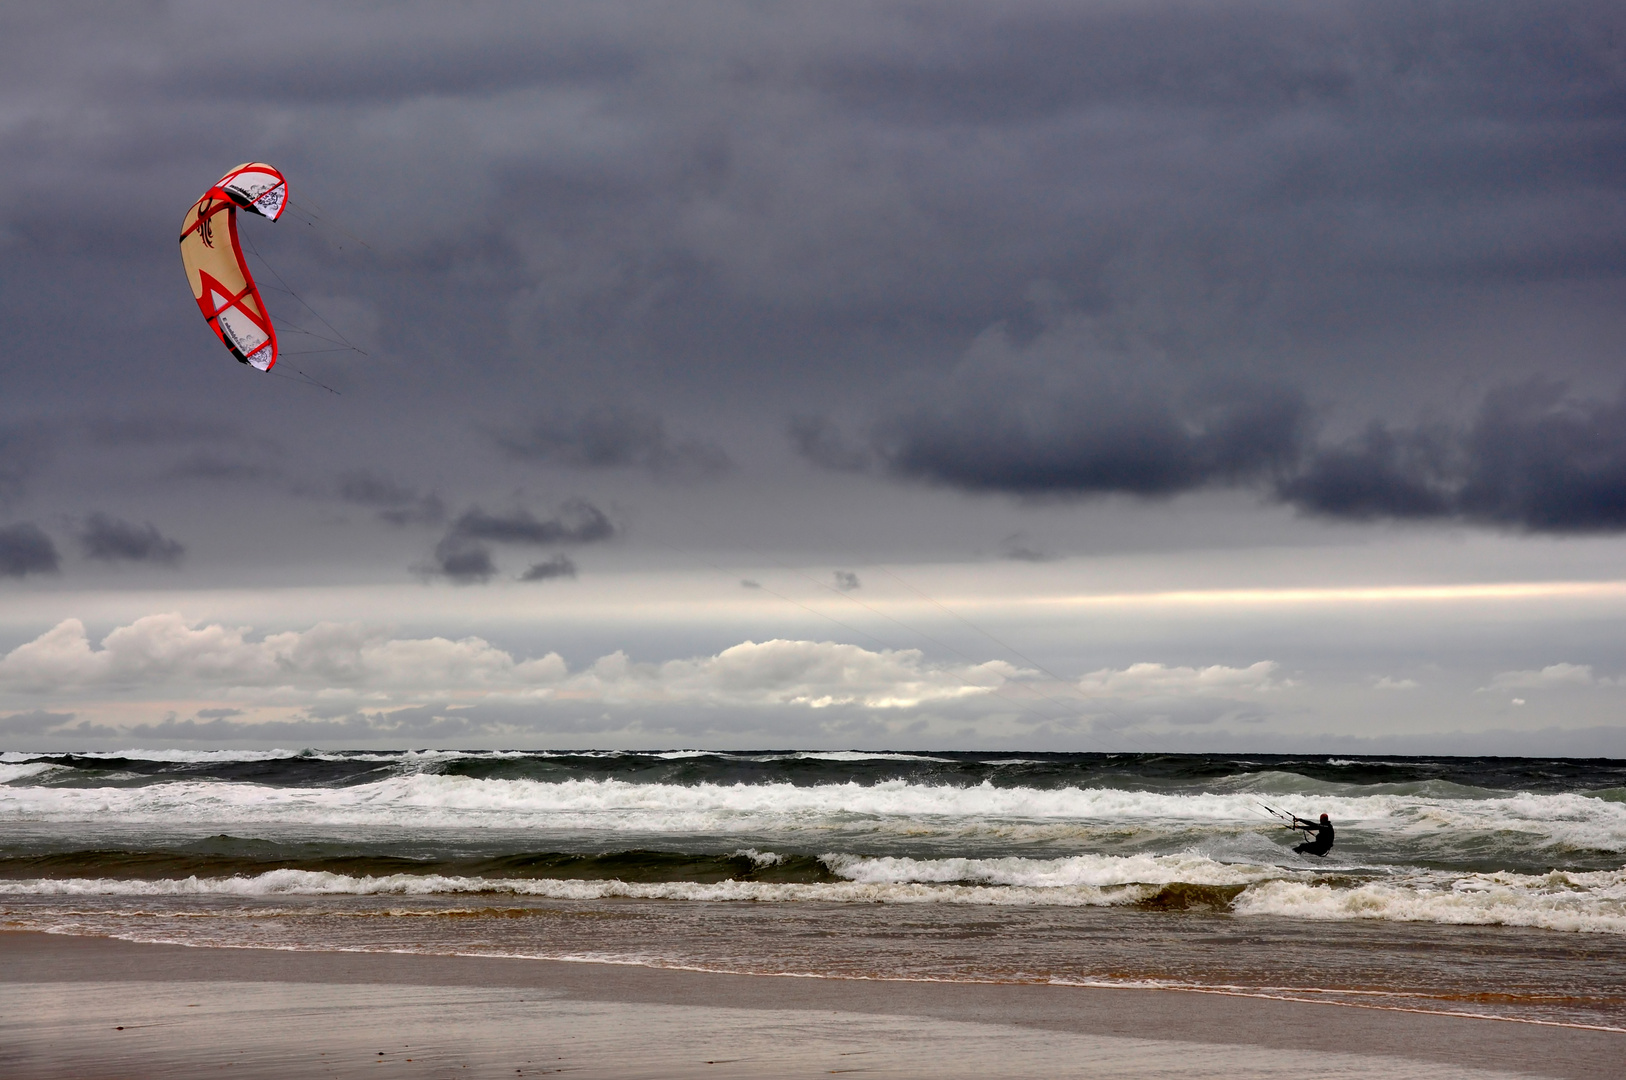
0;762;60;784
0;870;1141;906
1233;869;1626;934
6;860;1626;932
733;848;787;867
825;852;1284;888
2;774;1623;852
787;751;956;762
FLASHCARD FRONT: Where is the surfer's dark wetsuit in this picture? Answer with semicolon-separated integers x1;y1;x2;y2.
1292;815;1334;857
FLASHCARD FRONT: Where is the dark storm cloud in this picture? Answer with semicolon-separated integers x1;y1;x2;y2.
1281;381;1626;532
1278;422;1454;521
153;22;638;106
0;522;59;578
999;532;1052;563
796;343;1311;498
448;500;615;547
0;426;48;504
789;416;875;474
519;554;578;582
79;416;288;493
130;716;382;743
497;405;730;479
87;415;241;448
9;2;1622;329
163;456;283;485
873;379;1309;497
77;513;186;566
0;709;73;735
336;471;446;526
2;0;1625;568
810;369;1626;534
812;6;1357;122
422;537;498;585
421;499;613;583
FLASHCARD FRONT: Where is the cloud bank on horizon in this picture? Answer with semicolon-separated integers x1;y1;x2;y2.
1;2;1623;750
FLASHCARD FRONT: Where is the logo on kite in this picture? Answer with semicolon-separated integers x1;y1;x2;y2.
179;163;287;371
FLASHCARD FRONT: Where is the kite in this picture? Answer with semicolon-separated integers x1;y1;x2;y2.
178;162;287;371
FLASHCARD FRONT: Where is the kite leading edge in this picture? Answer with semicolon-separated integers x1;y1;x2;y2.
179;162;287;371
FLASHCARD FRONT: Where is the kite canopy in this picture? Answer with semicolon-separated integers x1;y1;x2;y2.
179;162;287;371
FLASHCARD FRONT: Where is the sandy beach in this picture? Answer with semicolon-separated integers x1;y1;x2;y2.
1;930;1618;1079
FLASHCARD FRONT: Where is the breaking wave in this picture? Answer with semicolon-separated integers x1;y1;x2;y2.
4;749;1624;935
2;847;1624;932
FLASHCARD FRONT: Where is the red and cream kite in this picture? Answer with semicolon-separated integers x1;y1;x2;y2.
178;162;287;371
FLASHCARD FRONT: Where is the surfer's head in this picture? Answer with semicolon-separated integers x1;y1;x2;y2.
1320;813;1330;823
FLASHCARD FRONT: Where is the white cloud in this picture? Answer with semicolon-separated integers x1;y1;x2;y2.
0;615;565;695
1372;676;1419;691
0;616;1016;711
1487;663;1613;691
1076;661;1284;698
563;639;1017;709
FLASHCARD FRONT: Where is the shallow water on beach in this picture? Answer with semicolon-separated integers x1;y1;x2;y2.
3;749;1624;1029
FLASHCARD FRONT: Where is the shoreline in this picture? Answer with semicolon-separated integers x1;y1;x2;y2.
3;930;1620;1079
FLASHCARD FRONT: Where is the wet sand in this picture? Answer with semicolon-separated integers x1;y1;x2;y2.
1;931;1618;1079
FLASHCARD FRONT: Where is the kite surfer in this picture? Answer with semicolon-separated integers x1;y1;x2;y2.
1258;803;1337;858
1291;812;1335;857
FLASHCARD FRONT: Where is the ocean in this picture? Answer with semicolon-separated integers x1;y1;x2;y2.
3;749;1624;1030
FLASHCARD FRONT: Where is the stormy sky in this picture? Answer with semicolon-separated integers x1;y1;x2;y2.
2;1;1624;752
